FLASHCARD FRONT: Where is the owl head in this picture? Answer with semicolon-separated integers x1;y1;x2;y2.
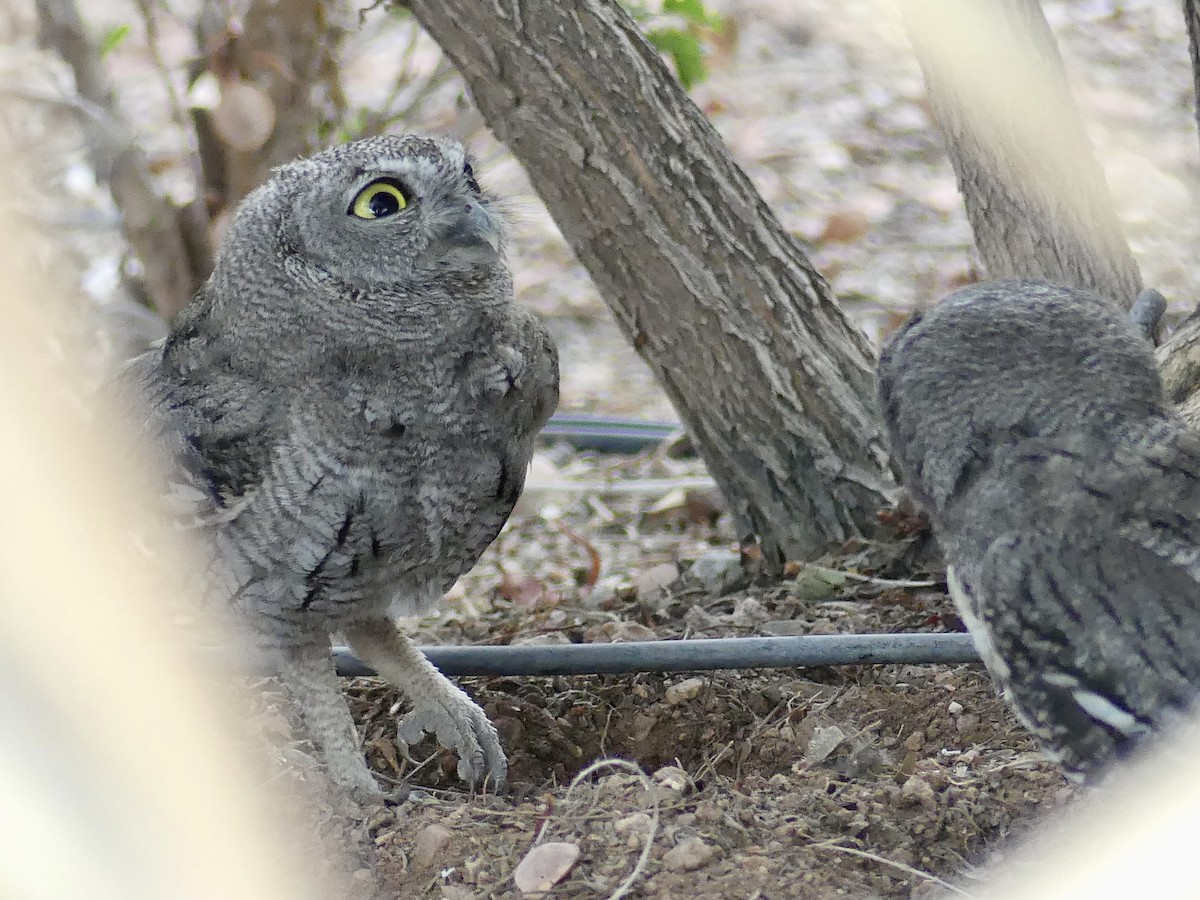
203;135;511;348
273;134;504;287
876;280;1166;514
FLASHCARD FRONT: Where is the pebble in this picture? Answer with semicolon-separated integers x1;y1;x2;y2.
412;823;453;869
687;548;743;594
653;765;693;794
665;676;705;705
900;775;937;809
805;724;846;762
662;836;719;872
634;562;679;599
615;812;652;833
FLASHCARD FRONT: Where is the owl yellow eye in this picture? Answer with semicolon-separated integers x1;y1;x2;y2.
349;179;408;219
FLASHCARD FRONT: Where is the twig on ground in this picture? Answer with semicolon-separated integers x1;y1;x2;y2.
810;841;975;897
535;758;659;900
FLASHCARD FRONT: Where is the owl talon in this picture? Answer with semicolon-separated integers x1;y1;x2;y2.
397;694;508;789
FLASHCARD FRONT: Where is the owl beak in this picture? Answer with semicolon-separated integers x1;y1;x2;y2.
445;201;501;255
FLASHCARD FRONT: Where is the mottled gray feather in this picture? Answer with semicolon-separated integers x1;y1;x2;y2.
878;280;1200;779
128;135;558;796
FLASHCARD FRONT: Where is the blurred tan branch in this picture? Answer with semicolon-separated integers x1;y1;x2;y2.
0;125;344;900
34;0;206;320
898;0;1142;308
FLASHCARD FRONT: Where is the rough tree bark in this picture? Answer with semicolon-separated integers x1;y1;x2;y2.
402;0;896;571
904;0;1200;427
1157;0;1200;427
899;0;1142;309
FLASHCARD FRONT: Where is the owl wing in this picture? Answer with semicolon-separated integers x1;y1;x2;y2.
119;341;285;521
958;427;1200;776
505;306;560;437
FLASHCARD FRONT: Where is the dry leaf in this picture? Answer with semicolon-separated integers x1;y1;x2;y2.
817;208;871;243
499;572;556;609
513;841;580;894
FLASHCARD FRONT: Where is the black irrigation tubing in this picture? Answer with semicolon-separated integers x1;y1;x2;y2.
332;633;981;678
541;413;680;454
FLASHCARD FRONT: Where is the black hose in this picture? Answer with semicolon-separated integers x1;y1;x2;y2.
541;413;680;454
332;633;979;677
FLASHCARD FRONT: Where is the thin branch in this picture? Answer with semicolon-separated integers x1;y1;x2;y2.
34;0;202;319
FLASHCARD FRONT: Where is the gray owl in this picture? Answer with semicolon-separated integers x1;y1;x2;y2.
877;280;1200;779
128;135;559;797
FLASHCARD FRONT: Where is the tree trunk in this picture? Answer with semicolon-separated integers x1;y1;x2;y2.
1156;0;1200;427
401;0;895;572
192;0;348;217
35;0;204;319
899;0;1142;308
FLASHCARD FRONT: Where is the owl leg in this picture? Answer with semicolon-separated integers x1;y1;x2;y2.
344;618;507;790
278;639;381;799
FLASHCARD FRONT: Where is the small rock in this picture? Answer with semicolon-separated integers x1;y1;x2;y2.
634;562;679;599
805;725;846;762
629;713;658;742
413;823;453;869
513;842;580;894
653;765;693;794
694;800;724;823
615;812;652;834
687;548;743;594
837;745;884;778
791;565;847;600
903;731;925;751
947;700;964;715
663;836;719;872
665;676;705;705
900;775;937;809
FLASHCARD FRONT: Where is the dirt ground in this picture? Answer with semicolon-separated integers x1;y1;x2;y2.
297;447;1068;900
8;0;1199;896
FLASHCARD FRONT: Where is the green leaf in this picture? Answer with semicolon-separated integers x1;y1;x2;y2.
646;26;705;90
663;0;722;28
99;24;130;57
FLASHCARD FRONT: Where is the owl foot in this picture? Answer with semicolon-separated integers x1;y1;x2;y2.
278;640;386;800
397;687;508;789
345;618;508;790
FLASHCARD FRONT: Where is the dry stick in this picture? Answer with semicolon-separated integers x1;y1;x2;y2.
811;842;975;898
535;758;660;900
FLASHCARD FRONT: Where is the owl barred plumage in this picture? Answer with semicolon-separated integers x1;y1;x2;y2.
876;280;1200;778
129;135;559;796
